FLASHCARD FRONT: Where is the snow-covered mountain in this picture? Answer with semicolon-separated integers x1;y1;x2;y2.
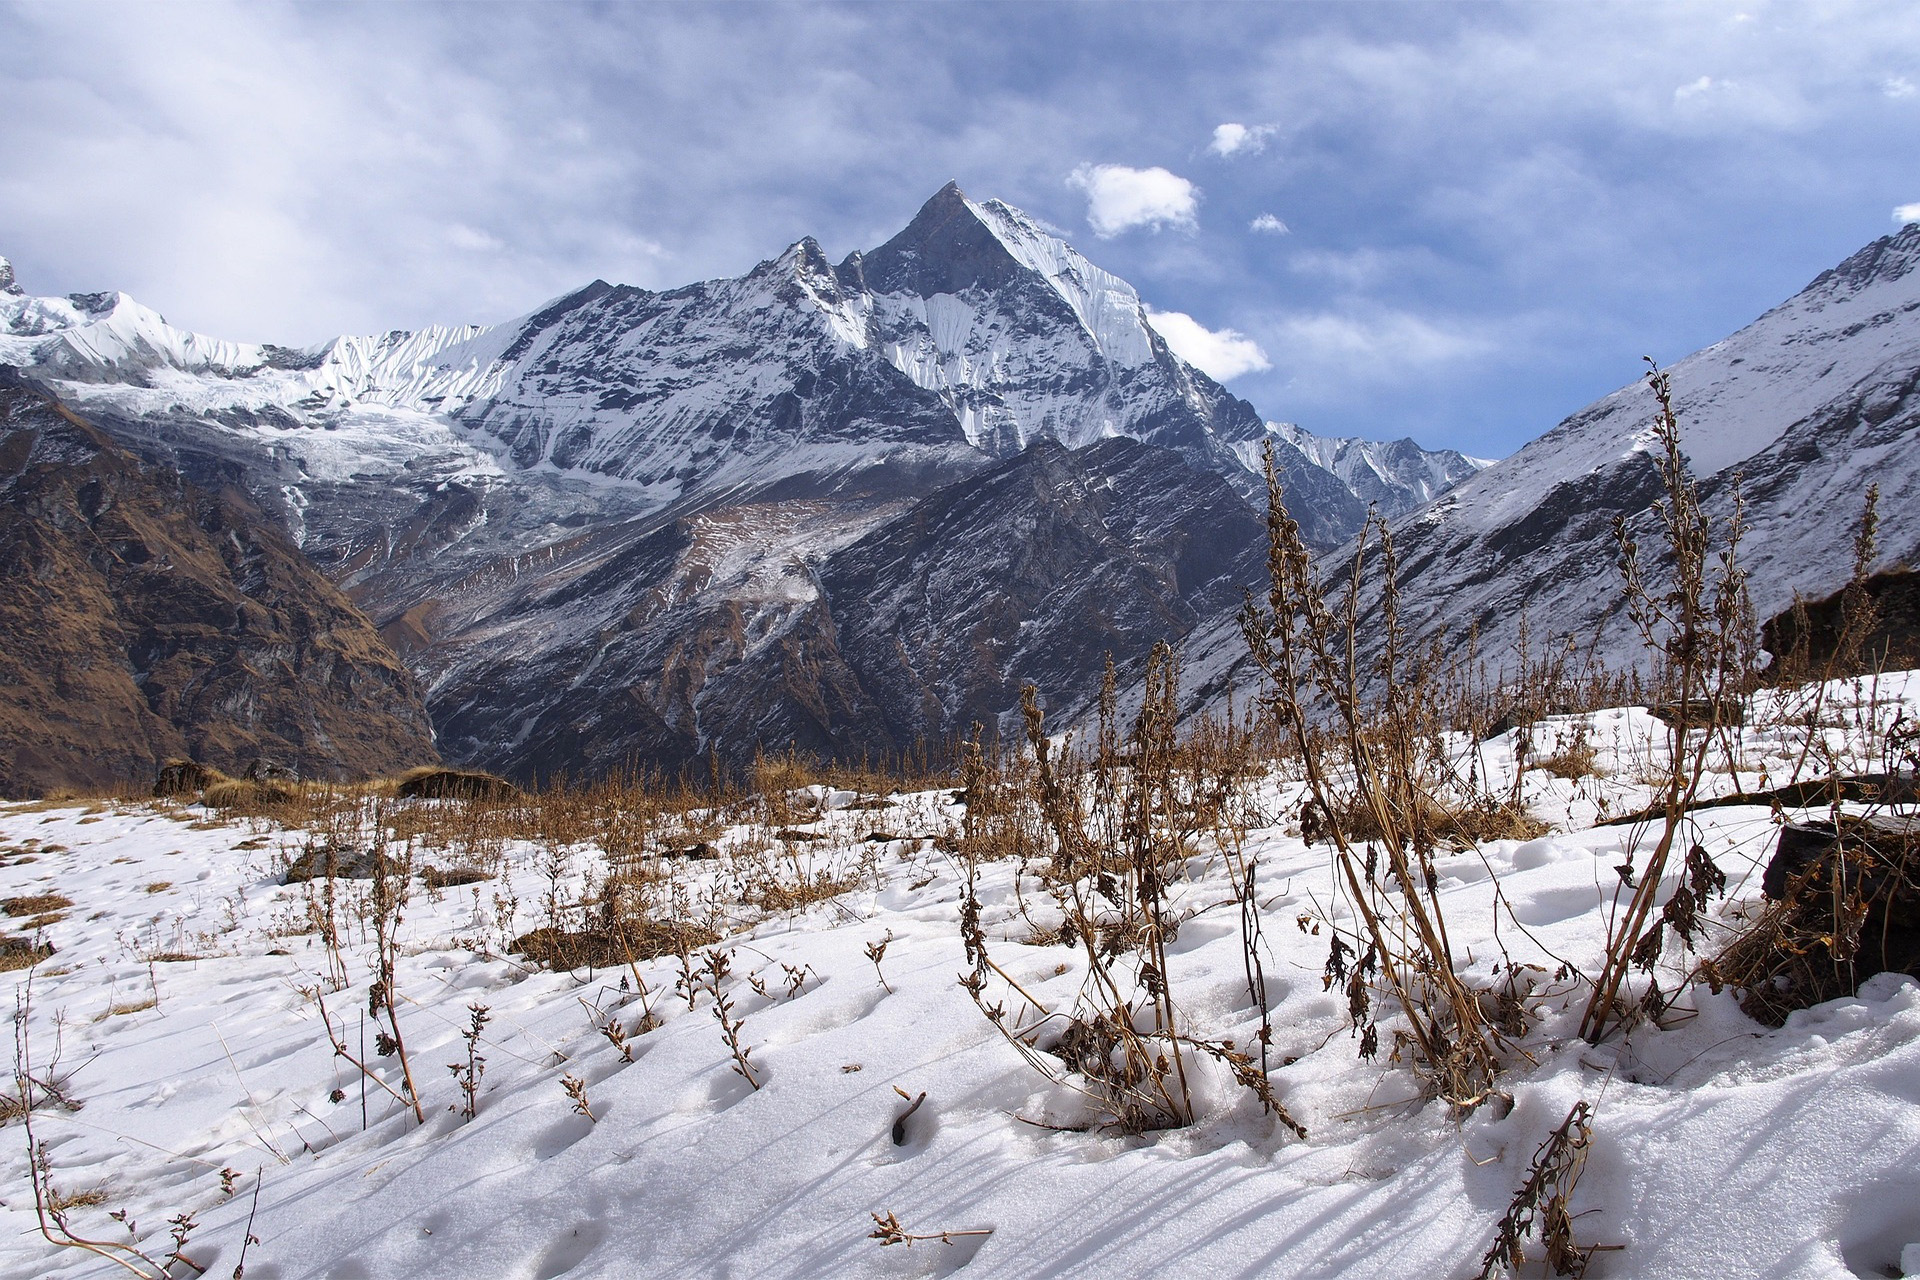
0;186;1481;782
2;186;1461;543
1179;222;1920;712
1261;421;1486;517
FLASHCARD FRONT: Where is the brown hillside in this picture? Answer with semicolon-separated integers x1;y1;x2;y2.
0;369;438;796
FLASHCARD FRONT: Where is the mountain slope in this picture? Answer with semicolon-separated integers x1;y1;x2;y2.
1177;222;1920;713
0;370;438;795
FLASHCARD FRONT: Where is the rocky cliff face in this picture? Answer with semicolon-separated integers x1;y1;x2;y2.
411;434;1264;781
0;370;437;795
822;436;1265;748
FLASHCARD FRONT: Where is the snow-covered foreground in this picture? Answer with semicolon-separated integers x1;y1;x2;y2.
4;676;1920;1279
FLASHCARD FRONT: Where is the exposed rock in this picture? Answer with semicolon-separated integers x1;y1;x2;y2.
1763;568;1920;678
1719;814;1920;1022
282;843;393;883
0;369;438;797
152;758;219;797
391;767;522;801
821;435;1267;749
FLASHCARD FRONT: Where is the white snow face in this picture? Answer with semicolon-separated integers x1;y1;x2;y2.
6;672;1920;1280
0;187;1474;535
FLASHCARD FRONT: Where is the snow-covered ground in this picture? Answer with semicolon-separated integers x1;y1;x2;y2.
4;674;1919;1279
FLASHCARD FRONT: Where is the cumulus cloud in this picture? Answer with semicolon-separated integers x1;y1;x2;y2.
1886;76;1917;99
1067;164;1199;237
1897;203;1920;224
1144;307;1270;380
1209;122;1275;157
1249;213;1289;234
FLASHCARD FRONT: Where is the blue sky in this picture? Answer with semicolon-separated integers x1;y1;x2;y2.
3;1;1917;459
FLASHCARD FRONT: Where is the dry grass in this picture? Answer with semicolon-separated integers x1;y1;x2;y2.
512;920;717;971
202;778;300;811
1535;739;1603;782
744;869;862;914
3;894;72;917
1331;794;1548;848
44;1186;109;1213
421;864;493;890
0;936;53;971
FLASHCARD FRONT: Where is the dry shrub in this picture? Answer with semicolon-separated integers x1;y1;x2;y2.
1579;365;1753;1043
960;650;1303;1138
1243;444;1509;1112
1703;817;1920;1025
512;920;717;970
1478;1100;1608;1278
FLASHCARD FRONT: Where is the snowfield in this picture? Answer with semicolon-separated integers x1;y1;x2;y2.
4;674;1920;1279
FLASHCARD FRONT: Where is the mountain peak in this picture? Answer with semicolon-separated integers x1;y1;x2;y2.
0;257;19;296
861;183;1025;297
1806;220;1920;298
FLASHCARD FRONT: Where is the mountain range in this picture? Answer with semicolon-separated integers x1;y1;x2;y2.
0;185;1476;786
4;188;1913;791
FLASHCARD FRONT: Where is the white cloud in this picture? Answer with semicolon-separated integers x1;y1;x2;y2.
1144;307;1270;380
1209;122;1276;157
1274;309;1491;378
1886;76;1917;99
1896;203;1920;224
1249;213;1289;234
1675;75;1725;100
446;224;505;253
1066;164;1199;237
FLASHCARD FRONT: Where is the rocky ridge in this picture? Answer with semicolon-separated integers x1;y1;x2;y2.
0;369;437;795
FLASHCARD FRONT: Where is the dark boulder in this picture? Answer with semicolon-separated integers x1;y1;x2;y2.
152;758;218;797
392;768;523;802
1713;814;1920;1022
